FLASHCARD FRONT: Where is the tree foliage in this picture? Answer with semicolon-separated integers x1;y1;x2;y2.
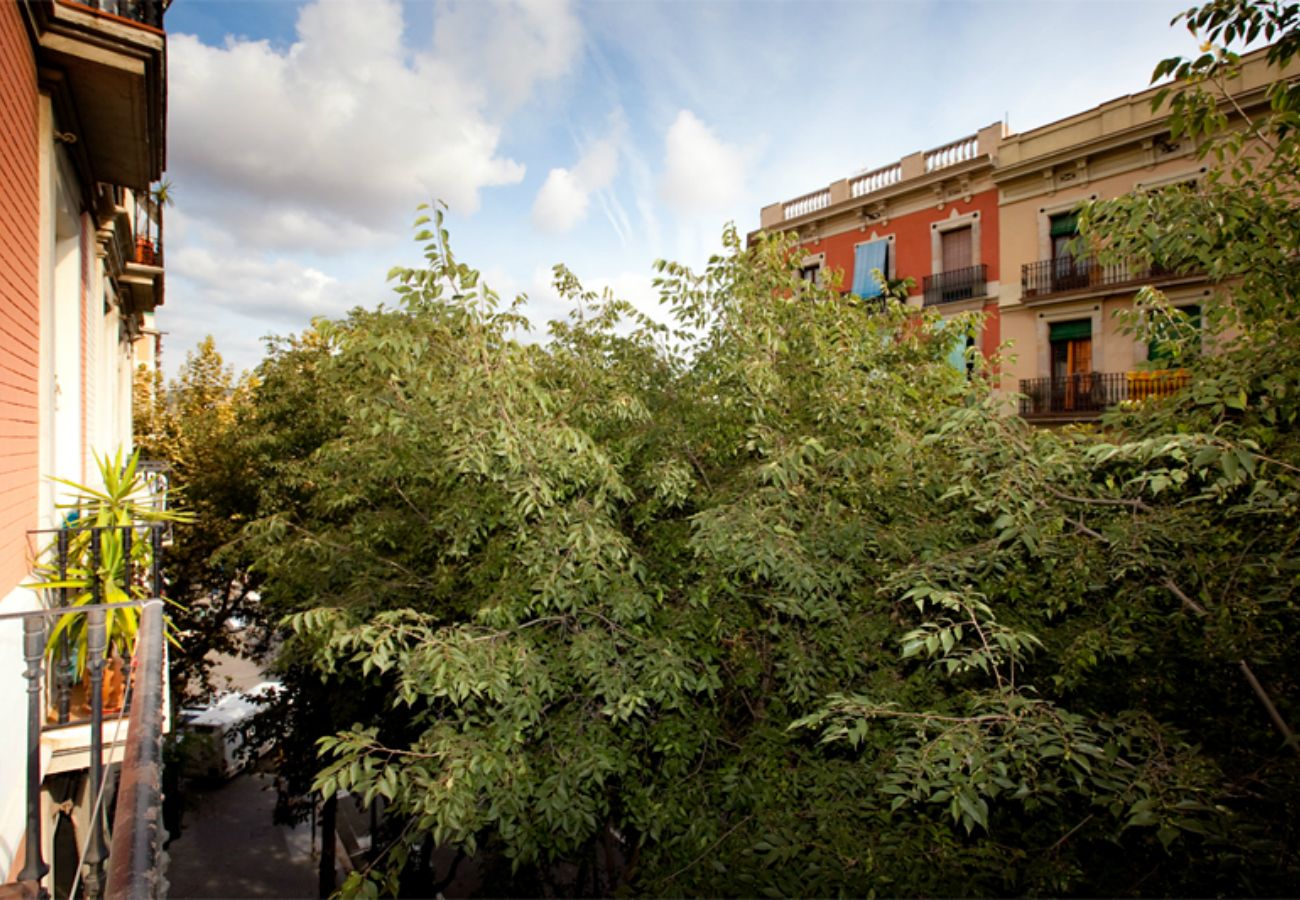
164;5;1300;894
134;337;261;697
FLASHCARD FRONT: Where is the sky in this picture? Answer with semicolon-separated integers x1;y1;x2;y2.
158;0;1205;378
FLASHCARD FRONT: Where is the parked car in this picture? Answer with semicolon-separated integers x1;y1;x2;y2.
178;681;281;780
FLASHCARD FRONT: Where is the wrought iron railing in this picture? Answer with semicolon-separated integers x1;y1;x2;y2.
923;264;988;306
132;192;163;268
5;524;168;899
1019;370;1190;416
70;0;167;29
1021;254;1187;299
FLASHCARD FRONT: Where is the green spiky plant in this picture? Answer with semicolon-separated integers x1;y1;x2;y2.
28;448;193;679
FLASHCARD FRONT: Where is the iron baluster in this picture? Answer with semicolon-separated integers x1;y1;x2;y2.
151;524;163;599
55;528;73;724
19;615;50;898
120;527;134;711
82;551;108;899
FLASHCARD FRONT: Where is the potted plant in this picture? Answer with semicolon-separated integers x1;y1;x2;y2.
134;179;173;266
28;448;191;715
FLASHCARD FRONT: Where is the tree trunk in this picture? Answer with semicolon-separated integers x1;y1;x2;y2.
318;792;337;898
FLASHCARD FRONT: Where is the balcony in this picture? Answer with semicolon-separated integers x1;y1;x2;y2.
1021;255;1194;302
120;189;165;314
1;524;169;899
23;0;168;191
923;264;988;307
69;1;166;29
1019;370;1190;419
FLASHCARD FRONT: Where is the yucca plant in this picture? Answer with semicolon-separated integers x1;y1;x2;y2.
28;448;193;679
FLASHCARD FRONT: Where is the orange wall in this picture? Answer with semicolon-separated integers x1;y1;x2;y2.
980;300;1000;361
0;0;39;594
800;189;1001;291
798;188;1002;363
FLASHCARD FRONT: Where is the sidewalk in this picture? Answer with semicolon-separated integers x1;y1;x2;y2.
165;771;317;899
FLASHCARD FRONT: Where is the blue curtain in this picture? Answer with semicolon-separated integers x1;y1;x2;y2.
947;334;969;373
852;240;889;298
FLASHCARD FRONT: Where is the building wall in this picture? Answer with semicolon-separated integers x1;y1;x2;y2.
0;0;40;596
0;0;41;881
997;154;1208;308
799;189;1001;291
794;188;1002;362
997;153;1214;390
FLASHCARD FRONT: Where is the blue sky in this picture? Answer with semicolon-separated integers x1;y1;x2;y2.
159;0;1202;377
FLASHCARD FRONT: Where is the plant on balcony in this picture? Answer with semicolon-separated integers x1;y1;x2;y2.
134;179;172;266
27;448;192;689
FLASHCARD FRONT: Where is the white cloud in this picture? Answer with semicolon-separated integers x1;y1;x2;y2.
533;169;588;233
659;110;747;215
168;0;583;252
433;0;582;112
532;132;620;234
170;244;349;325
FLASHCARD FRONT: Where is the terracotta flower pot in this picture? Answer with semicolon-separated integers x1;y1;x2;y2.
76;655;129;717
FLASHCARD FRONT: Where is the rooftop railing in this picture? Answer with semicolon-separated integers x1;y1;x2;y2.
764;127;993;229
783;188;832;221
850;163;903;198
925;134;979;172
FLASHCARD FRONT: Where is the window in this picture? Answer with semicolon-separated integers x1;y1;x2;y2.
1147;304;1201;365
1049;212;1078;261
941;225;973;273
1049;212;1091;292
852;238;890;299
1049;319;1094;410
799;262;821;284
947;331;976;377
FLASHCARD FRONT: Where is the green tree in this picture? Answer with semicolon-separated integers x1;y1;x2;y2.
229;5;1300;894
135;337;261;698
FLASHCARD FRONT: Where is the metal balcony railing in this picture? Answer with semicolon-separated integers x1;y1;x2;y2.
69;0;168;29
4;524;168;899
1020;254;1188;299
1019;370;1190;417
133;192;163;268
922;264;988;306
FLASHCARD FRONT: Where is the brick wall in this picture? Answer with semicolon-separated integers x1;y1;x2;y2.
0;1;40;594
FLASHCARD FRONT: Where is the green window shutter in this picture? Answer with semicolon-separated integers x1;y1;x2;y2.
1049;212;1079;237
1049;319;1091;342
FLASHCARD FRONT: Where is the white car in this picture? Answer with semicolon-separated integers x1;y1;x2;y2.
178;680;281;780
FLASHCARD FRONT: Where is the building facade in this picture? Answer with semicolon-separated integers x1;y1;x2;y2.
1;0;168;891
754;49;1294;422
994;51;1285;420
753;123;1006;369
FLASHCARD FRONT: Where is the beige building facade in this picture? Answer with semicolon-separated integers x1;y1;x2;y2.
994;50;1288;420
755;47;1295;422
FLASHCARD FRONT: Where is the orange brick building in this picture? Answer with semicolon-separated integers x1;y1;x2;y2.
0;0;168;888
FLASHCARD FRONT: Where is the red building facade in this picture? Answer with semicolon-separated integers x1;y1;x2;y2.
753;124;1005;364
